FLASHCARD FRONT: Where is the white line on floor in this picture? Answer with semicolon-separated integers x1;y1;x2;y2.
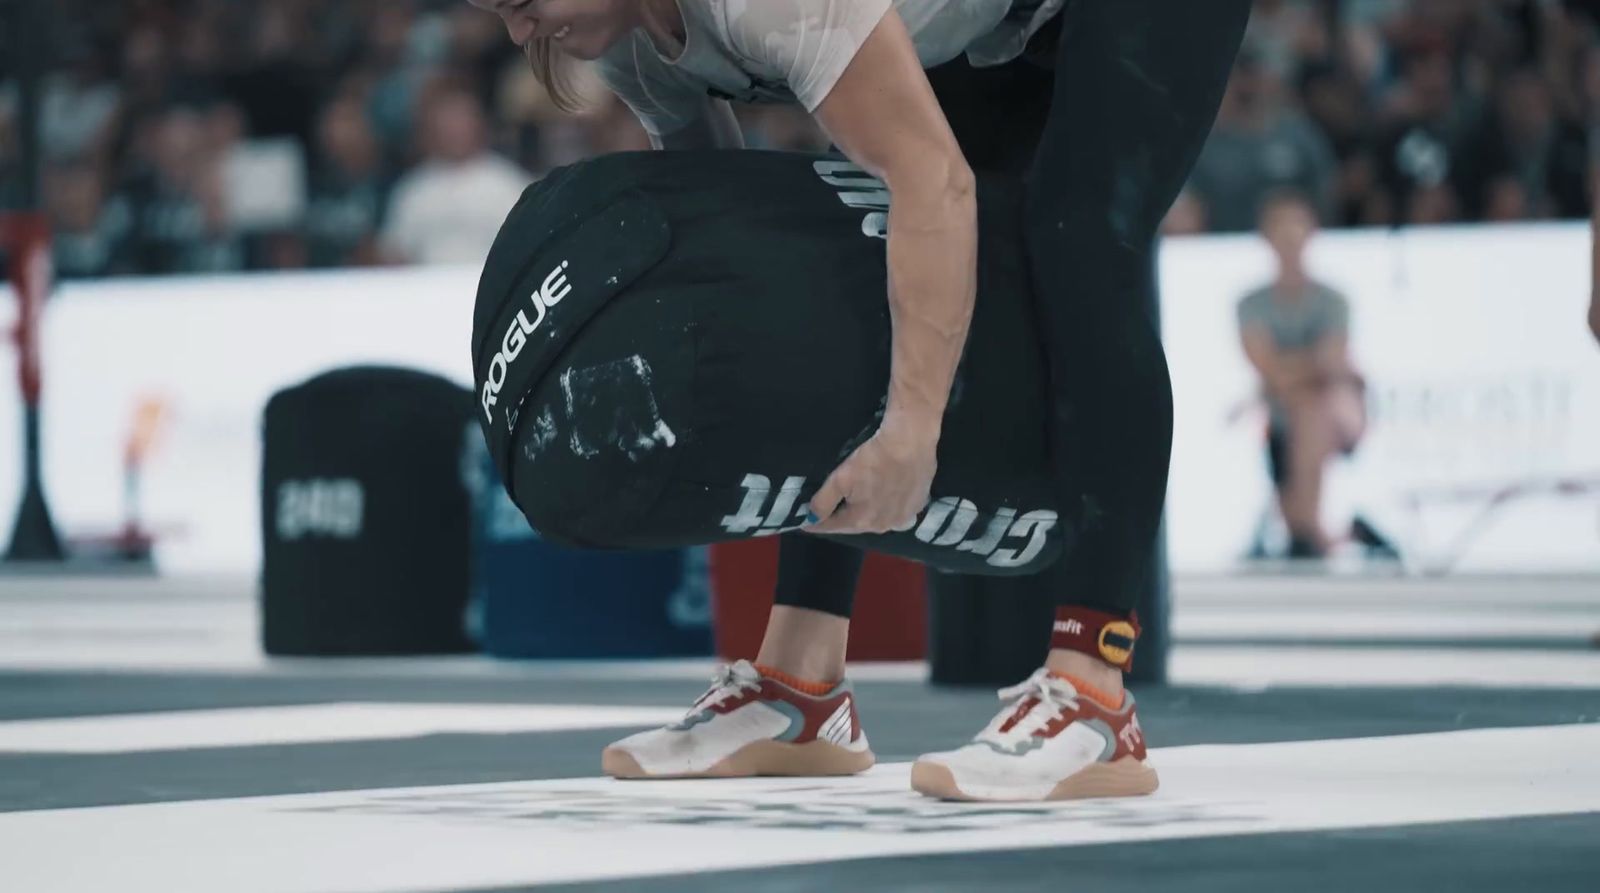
0;703;686;753
1;573;1596;685
1175;610;1600;639
0;724;1595;892
1169;645;1600;690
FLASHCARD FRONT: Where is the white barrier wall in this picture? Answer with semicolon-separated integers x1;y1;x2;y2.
1162;222;1598;572
1;223;1596;573
0;266;477;572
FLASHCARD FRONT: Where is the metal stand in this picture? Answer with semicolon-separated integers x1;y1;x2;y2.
3;0;65;563
6;408;63;561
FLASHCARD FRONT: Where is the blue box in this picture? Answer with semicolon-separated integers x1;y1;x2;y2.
467;445;711;658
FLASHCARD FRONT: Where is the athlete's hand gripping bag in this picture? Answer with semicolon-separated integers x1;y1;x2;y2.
466;444;712;658
260;366;475;656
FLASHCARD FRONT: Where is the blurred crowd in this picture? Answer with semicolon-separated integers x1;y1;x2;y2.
0;0;1598;279
1172;0;1600;233
0;0;827;279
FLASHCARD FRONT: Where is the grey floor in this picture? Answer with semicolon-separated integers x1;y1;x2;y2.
0;573;1597;892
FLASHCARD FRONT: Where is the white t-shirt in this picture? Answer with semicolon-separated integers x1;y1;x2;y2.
596;0;1062;137
382;153;531;266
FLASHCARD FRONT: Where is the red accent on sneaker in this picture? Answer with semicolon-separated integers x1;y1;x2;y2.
1035;695;1149;762
997;696;1042;734
1049;607;1142;671
698;676;862;745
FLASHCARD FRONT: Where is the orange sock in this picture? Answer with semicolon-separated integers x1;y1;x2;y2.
755;664;837;696
1049;671;1125;711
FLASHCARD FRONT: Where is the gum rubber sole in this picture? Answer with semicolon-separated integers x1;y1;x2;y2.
603;738;876;779
909;756;1159;801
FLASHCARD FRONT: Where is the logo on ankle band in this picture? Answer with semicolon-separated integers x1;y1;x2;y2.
1098;621;1138;667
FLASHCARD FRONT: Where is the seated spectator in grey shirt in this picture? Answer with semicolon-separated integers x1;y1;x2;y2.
1237;189;1364;558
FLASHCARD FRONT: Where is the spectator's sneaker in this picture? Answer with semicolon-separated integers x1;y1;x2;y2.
911;668;1157;801
602;660;873;778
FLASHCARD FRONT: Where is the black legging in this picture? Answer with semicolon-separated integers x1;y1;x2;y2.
775;0;1249;619
1026;0;1249;612
773;535;862;618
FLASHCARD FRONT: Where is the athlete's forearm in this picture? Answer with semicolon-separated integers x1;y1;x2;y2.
806;7;978;442
881;158;977;435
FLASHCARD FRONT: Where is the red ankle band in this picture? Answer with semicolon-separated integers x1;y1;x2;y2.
1050;607;1141;672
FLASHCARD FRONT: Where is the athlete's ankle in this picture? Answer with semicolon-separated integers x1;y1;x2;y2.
1044;649;1125;703
754;606;849;683
753;663;837;695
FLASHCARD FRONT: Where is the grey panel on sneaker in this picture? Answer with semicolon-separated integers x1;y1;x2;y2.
1078;717;1119;762
767;699;806;743
821;679;855;698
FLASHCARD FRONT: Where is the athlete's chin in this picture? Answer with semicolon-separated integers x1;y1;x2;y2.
556;37;608;61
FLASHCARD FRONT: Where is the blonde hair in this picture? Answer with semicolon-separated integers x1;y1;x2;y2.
526;37;582;114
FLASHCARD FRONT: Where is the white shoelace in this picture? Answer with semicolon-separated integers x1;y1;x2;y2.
986;668;1082;740
688;660;763;716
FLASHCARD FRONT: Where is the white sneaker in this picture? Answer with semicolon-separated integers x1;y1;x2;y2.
911;668;1158;801
602;660;874;778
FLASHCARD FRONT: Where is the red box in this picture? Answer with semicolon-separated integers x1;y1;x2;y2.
709;539;927;661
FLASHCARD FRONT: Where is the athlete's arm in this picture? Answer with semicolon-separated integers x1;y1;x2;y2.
805;9;977;534
653;97;745;150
